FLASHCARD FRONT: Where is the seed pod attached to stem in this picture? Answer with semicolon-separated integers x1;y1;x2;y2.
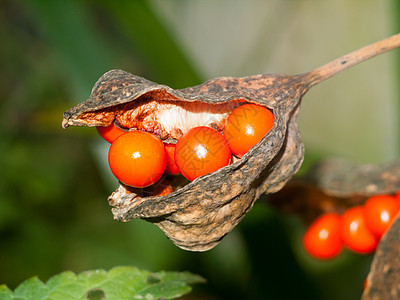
62;33;400;251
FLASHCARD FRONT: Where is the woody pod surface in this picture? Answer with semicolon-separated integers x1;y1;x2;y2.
62;34;400;251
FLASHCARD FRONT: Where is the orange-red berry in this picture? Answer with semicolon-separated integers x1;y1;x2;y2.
363;194;400;238
96;123;126;143
108;131;166;188
340;206;378;254
164;143;180;175
303;213;343;260
175;126;231;181
223;104;274;157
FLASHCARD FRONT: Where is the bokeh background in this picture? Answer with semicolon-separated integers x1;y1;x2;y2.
1;1;399;299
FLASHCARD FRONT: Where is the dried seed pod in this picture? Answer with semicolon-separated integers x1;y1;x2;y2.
305;158;400;198
62;34;400;251
63;70;306;251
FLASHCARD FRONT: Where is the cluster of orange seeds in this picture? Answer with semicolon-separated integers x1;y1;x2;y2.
303;193;400;260
95;104;275;195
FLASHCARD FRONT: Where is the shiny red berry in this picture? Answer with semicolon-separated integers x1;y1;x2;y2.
340;206;378;254
363;194;400;238
108;131;166;187
175;126;231;181
96;123;126;143
303;213;343;260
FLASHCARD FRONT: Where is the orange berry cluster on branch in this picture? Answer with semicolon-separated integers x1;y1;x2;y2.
303;193;400;260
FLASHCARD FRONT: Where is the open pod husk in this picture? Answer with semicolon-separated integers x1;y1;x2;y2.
63;70;308;251
62;33;400;251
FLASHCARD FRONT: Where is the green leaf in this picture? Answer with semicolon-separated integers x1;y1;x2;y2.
0;285;14;300
1;267;204;300
13;277;47;299
134;271;206;300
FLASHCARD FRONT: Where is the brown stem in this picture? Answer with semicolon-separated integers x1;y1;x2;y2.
304;33;400;88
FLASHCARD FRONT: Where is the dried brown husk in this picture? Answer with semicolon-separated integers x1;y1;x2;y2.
63;70;308;251
62;33;400;251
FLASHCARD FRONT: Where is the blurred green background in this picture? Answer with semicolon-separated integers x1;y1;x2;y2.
0;0;399;299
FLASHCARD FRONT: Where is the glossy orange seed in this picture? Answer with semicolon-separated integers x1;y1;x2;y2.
223;104;274;157
340;206;378;254
303;213;343;260
164;143;180;175
363;194;400;238
108;130;166;188
175;126;231;181
96;123;126;143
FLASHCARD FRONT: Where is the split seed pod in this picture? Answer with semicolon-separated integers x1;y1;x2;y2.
62;34;400;251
